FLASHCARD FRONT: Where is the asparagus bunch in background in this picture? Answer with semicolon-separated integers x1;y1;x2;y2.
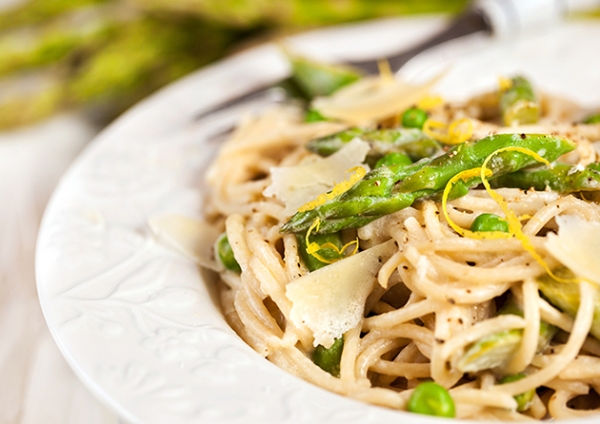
0;0;471;130
130;0;469;28
0;0;248;129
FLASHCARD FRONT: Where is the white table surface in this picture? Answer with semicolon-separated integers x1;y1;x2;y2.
0;113;120;423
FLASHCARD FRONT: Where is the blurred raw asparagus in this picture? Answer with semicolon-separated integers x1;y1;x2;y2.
0;0;470;130
131;0;470;27
0;1;259;128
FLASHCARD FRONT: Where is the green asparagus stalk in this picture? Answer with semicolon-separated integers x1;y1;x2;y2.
312;335;344;377
0;13;119;78
583;113;600;124
0;0;471;130
0;14;245;129
537;267;600;340
457;298;557;373
494;162;600;193
500;76;540;126
0;0;110;31
216;233;241;273
306;127;442;163
499;373;535;412
131;0;469;28
288;54;362;99
281;133;576;235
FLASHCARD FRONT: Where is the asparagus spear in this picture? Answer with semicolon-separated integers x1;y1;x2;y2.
457;298;557;373
494;163;600;193
0;14;243;129
216;233;241;273
0;14;118;78
0;0;109;31
537;267;600;340
499;373;535;412
312;335;344;377
281;133;576;235
131;0;469;29
583;113;600;124
500;76;540;126
287;54;362;99
306;127;442;163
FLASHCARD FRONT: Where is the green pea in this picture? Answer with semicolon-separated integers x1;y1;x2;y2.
312;336;344;377
216;233;241;273
305;108;327;122
407;381;456;417
375;152;412;168
296;232;345;272
401;107;428;129
470;213;509;233
583;113;600;124
499;373;535;412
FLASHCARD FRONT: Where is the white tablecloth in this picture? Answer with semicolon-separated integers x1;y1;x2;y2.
0;114;120;424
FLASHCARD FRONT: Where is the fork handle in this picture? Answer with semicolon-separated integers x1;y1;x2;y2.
475;0;600;38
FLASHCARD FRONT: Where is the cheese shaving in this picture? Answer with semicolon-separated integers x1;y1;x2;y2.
298;166;366;212
545;215;600;286
263;138;370;216
286;240;396;348
311;72;443;125
147;213;221;271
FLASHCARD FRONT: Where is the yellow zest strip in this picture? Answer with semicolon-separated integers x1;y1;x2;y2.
442;145;579;282
498;76;513;92
377;59;395;83
417;95;444;110
422;119;449;143
305;218;359;264
480;146;578;284
298;166;367;212
423;118;473;145
441;167;510;240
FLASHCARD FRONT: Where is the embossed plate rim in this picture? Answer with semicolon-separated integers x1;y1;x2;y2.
36;16;600;424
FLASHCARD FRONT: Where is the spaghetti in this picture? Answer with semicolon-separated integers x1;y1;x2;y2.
201;74;600;420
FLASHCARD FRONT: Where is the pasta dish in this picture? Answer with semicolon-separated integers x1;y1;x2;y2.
159;59;600;420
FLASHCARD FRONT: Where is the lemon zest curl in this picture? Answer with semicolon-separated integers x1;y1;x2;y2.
441;145;578;283
417;95;444;110
423;118;473;145
305;218;359;264
498;76;513;92
298;166;366;212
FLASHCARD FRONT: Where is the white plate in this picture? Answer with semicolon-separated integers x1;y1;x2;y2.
36;16;600;424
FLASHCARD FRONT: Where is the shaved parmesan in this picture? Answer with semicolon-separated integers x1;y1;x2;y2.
263;138;370;216
545;214;600;285
286;240;396;348
148;214;221;271
312;73;442;125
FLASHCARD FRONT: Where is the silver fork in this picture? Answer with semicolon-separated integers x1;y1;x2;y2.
195;0;600;126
